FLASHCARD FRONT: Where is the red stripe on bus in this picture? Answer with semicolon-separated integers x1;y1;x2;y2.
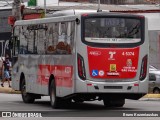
37;65;73;87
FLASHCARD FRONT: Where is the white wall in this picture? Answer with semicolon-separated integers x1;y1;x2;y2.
37;0;59;6
149;31;160;69
137;13;160;31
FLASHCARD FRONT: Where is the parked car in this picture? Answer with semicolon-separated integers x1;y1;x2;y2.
149;65;160;94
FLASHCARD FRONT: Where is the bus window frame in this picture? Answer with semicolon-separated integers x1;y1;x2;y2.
12;35;20;57
81;14;145;48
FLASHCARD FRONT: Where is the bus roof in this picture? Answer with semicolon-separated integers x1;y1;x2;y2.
14;15;77;26
15;11;145;26
46;9;109;17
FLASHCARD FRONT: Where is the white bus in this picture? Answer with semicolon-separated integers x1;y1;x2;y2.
11;10;149;108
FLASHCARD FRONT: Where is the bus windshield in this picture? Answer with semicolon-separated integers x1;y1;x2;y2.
84;17;142;43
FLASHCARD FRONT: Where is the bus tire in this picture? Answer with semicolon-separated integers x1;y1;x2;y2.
73;98;84;103
20;78;35;103
50;80;61;109
103;99;125;107
103;99;112;107
153;88;160;94
113;99;125;107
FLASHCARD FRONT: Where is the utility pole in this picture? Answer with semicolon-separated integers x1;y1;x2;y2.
12;0;21;20
44;0;46;16
97;0;102;12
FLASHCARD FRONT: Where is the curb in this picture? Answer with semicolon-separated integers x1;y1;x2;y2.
0;87;21;94
143;94;160;98
140;98;160;101
139;94;160;101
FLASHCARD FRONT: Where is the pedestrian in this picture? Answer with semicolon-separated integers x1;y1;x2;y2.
1;56;11;87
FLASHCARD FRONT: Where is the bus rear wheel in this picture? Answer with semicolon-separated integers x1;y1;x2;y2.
73;97;84;103
20;78;35;103
103;99;125;107
50;80;61;109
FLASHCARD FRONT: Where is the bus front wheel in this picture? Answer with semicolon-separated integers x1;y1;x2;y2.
20;78;35;103
50;80;61;109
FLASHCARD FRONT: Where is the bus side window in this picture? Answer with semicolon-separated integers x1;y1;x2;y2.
45;23;58;54
56;22;67;54
19;26;28;54
12;26;20;56
37;25;46;55
13;36;20;56
21;24;47;55
56;21;75;55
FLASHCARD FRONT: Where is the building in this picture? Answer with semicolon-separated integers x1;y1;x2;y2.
98;0;146;4
0;1;12;79
60;0;88;2
60;0;159;4
0;1;12;57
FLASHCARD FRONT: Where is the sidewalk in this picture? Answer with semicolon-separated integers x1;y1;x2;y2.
0;81;20;94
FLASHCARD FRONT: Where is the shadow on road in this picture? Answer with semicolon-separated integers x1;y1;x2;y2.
32;100;140;111
12;100;145;117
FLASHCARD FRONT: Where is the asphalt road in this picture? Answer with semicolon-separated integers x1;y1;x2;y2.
0;93;160;120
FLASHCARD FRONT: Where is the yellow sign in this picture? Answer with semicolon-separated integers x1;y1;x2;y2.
110;64;116;72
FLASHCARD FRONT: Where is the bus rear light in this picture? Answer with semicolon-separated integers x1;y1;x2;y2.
139;55;148;80
77;54;86;80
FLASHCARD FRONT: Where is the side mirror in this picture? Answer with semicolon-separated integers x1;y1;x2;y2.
76;18;80;25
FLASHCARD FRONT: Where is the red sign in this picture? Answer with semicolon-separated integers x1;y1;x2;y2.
23;13;42;20
8;16;16;25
